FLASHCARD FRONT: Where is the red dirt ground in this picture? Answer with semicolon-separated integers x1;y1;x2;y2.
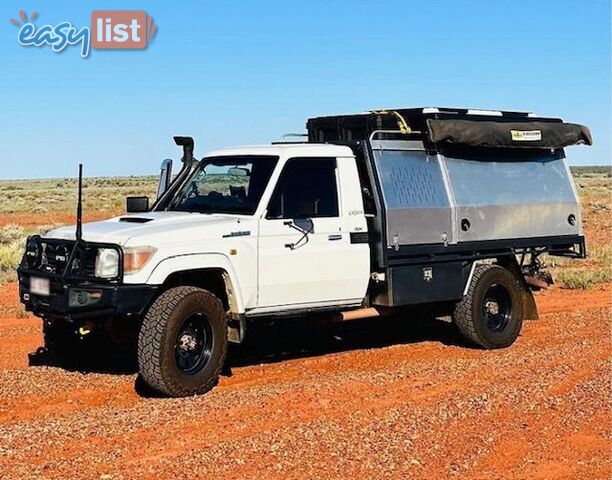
0;281;609;479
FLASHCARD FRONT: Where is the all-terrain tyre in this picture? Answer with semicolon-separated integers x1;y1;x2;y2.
138;286;228;397
453;264;524;349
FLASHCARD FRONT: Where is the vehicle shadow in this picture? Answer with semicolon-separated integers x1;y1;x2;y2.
27;311;471;395
28;340;138;375
226;311;470;372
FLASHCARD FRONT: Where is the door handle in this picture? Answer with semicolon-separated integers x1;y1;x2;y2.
328;234;342;241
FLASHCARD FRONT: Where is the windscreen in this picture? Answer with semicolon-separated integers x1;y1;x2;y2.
168;155;278;215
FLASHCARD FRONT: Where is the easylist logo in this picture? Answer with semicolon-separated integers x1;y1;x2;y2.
10;10;156;58
91;11;154;49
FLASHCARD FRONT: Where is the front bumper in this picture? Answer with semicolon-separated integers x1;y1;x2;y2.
18;274;158;321
18;236;158;322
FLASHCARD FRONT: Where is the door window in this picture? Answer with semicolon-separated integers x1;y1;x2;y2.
267;158;339;219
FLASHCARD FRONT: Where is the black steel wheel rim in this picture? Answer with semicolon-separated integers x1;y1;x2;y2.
174;313;213;375
482;284;512;333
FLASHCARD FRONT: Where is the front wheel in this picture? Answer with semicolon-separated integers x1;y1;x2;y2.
453;264;524;349
138;286;228;397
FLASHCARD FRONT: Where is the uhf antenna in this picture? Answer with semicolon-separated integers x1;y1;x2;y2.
76;164;83;242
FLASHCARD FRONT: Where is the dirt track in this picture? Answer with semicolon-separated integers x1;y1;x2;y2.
0;282;610;479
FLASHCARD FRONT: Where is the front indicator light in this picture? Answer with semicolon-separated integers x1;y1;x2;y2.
123;246;156;275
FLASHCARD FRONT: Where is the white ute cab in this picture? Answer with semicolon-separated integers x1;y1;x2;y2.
18;108;591;397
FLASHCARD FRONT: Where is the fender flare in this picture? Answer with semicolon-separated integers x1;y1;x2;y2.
146;253;245;314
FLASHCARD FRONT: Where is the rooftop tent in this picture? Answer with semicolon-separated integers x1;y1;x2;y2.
306;108;592;150
426;119;593;149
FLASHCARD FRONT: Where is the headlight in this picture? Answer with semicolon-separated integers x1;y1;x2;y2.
123;246;156;275
95;248;120;278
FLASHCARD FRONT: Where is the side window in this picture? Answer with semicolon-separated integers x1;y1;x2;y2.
267;158;339;219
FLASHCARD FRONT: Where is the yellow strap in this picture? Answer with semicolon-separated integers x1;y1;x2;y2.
370;110;412;135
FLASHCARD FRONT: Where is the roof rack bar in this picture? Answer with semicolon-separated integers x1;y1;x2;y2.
279;133;308;142
466;109;503;116
369;130;421;142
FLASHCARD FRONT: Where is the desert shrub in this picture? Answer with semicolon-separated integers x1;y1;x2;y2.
549;244;611;290
589;244;612;265
0;240;23;272
0;225;53;284
0;176;158;215
556;268;612;290
31;204;49;214
0;224;25;244
0;226;26;283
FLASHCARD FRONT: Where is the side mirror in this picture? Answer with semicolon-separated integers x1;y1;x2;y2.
156;159;173;199
127;196;149;213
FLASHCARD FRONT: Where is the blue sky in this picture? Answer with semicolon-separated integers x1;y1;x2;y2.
0;0;610;179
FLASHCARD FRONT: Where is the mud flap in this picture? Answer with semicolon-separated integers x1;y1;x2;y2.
521;289;539;320
227;314;246;343
496;256;539;320
222;271;246;343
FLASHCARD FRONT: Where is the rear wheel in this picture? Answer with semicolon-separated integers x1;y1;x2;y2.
138;286;228;397
453;264;524;349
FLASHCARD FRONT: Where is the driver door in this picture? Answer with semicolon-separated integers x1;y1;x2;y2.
257;157;356;309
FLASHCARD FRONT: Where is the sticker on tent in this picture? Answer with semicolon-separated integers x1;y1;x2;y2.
511;130;542;141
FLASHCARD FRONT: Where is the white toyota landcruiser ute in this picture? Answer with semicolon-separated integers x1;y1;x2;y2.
18;108;591;396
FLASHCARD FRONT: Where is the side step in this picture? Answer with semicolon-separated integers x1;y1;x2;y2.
337;307;390;322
